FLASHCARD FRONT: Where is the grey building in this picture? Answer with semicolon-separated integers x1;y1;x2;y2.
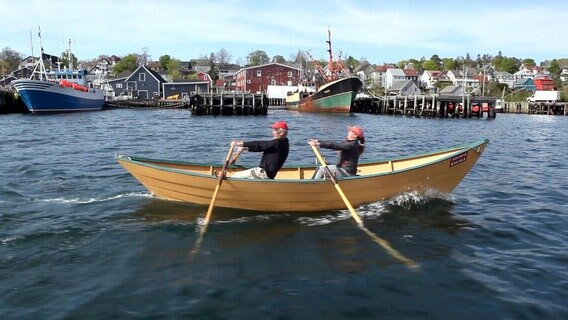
124;65;167;99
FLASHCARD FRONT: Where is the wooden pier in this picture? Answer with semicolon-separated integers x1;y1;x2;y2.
188;92;268;116
106;92;269;116
499;101;568;115
352;95;498;118
0;89;29;114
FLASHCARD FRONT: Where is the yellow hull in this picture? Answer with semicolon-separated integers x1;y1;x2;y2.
116;139;488;212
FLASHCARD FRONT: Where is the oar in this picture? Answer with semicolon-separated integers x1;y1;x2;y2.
229;131;248;165
310;145;419;270
229;147;244;165
192;144;235;255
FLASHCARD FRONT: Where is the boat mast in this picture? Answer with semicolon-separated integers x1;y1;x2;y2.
67;38;74;70
30;26;48;81
29;30;34;58
326;27;334;81
324;28;350;81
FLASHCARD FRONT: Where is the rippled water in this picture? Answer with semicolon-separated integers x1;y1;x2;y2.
1;109;566;319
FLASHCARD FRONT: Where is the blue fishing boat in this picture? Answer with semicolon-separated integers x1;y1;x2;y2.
11;31;104;113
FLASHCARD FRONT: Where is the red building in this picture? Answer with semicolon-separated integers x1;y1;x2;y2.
235;62;300;93
533;74;555;90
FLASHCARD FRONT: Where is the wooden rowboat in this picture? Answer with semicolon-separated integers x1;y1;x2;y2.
116;139;488;212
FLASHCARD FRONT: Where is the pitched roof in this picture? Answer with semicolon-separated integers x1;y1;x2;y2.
374;65;388;72
440;85;464;95
403;69;419;77
388;68;406;76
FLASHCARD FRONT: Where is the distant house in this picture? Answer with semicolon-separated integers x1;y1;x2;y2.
147;61;164;73
402;69;419;82
447;69;478;88
217;63;241;78
195;72;213;85
512;78;535;91
513;64;546;81
560;67;568;83
190;59;211;73
18;53;59;71
387;80;421;96
221;74;237;91
494;71;515;88
532;74;555;90
124;65;167;99
419;70;449;89
18;56;38;69
369;65;389;88
235;62;300;93
385;68;406;89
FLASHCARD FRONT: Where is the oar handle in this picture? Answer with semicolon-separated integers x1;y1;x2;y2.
229;147;244;165
216;146;235;183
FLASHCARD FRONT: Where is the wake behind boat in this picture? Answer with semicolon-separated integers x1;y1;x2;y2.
286;29;363;113
11;30;104;113
116;139;489;212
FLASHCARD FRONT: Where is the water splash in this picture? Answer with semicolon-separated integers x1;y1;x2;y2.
386;190;454;210
296;211;352;226
33;191;152;204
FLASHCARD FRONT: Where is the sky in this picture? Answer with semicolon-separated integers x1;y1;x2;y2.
2;0;567;65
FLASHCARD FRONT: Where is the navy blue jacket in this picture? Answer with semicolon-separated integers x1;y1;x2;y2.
319;139;360;174
243;138;289;179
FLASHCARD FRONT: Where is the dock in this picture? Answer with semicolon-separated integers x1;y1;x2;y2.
0;89;29;114
499;101;568;115
352;95;498;118
106;92;269;116
187;92;268;116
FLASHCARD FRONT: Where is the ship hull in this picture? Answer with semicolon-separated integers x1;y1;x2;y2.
286;77;362;113
11;80;104;113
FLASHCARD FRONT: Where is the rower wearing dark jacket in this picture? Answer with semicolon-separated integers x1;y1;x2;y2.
230;121;289;179
309;126;365;179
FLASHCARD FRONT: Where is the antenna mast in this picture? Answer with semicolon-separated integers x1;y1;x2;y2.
30;26;48;81
29;30;34;57
67;38;74;70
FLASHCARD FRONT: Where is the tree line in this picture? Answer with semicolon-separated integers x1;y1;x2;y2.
2;46;567;86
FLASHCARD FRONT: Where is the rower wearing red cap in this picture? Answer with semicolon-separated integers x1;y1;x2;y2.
308;125;365;179
230;121;289;179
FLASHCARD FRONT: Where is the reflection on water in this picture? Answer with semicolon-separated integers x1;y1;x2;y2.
131;191;475;274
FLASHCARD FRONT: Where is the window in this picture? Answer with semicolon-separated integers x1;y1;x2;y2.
256;70;262;77
246;79;251;84
288;71;292;77
116;83;123;89
139;73;146;81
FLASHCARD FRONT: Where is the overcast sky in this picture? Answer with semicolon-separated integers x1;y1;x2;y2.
2;0;566;65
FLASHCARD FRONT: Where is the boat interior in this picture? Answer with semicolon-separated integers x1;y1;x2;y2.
130;145;468;180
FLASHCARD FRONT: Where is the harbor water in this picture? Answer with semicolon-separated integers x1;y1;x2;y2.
0;109;566;319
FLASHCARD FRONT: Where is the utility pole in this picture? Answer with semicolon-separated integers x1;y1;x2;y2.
482;65;488;97
142;47;149;66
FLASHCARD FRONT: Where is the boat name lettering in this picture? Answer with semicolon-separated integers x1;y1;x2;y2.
450;152;468;167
